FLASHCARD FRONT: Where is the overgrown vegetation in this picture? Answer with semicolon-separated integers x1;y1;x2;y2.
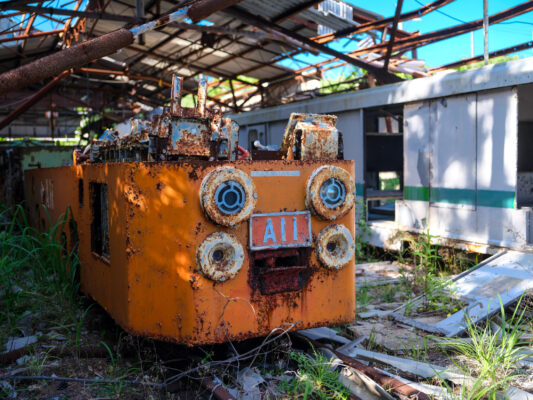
0;205;80;347
400;230;464;316
438;297;531;399
281;350;350;399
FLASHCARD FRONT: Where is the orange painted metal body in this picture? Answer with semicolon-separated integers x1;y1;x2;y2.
24;159;355;345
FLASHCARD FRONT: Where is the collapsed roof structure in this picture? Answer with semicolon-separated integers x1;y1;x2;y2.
1;0;533;138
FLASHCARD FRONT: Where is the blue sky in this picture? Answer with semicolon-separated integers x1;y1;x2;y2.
278;0;533;77
3;0;533;79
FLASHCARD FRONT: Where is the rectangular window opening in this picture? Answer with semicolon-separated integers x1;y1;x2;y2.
364;106;404;221
78;179;84;207
90;182;110;260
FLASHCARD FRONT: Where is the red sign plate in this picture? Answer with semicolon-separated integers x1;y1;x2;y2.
250;211;312;250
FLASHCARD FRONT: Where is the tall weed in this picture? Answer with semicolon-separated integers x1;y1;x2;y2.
0;205;80;344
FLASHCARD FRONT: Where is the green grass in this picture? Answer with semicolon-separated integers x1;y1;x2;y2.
0;204;80;347
438;297;530;399
280;350;351;399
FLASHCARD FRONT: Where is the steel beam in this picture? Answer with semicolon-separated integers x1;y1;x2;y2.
223;6;402;84
0;70;70;131
314;0;455;43
349;0;533;57
383;0;403;70
11;5;143;23
0;0;244;95
431;41;533;71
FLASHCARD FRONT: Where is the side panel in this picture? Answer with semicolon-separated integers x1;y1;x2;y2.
123;160;355;344
398;101;430;231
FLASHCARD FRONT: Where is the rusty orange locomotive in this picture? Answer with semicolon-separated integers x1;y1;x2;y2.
25;75;356;345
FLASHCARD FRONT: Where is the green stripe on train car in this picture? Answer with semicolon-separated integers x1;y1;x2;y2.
404;186;429;202
404;186;515;209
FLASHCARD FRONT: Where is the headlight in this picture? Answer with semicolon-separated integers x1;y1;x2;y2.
320;178;346;209
315;224;354;270
201;167;256;226
306;165;354;220
197;232;244;281
215;180;246;214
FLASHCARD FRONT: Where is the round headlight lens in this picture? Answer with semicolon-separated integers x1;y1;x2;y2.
215;180;246;214
320;178;346;209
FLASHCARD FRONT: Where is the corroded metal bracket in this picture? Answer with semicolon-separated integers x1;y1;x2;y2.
281;113;342;160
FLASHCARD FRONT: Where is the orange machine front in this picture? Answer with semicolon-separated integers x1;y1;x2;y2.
25;159;356;345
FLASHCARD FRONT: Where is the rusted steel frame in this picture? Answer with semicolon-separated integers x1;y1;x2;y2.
224;7;402;84
0;29;64;44
273;0;323;23
0;28;134;94
20;8;37;51
0;70;69;131
314;0;455;43
229;79;238;111
184;3;313;76
0;11;26;18
0;0;243;94
88;0;113;37
432;40;533;71
159;21;292;77
349;0;533;57
238;87;260;108
13;5;143;23
0;0;39;10
78;67;235;110
169;21;303;42
200;378;237;400
211;80;249;99
126;45;261;89
188;0;243;22
296;334;431;400
60;0;84;49
383;0;403;70
40;13;67;24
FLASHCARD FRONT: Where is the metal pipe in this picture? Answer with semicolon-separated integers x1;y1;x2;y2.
484;0;489;65
0;0;244;95
171;75;183;115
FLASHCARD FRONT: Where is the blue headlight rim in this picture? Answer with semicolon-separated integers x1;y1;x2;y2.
319;177;346;209
215;180;246;215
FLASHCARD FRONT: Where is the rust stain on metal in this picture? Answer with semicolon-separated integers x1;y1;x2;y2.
200;166;256;227
196;231;244;281
306;165;355;220
0;29;134;94
282;113;340;160
315;224;355;270
25;107;356;347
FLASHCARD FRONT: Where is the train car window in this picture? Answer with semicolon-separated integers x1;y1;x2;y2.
78;179;84;207
90;182;110;260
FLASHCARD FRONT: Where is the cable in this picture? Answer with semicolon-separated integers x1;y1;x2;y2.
413;0;533;26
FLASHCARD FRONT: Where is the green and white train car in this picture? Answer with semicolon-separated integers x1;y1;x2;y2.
232;58;533;253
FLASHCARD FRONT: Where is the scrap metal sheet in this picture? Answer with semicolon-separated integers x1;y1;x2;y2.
394;251;533;337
